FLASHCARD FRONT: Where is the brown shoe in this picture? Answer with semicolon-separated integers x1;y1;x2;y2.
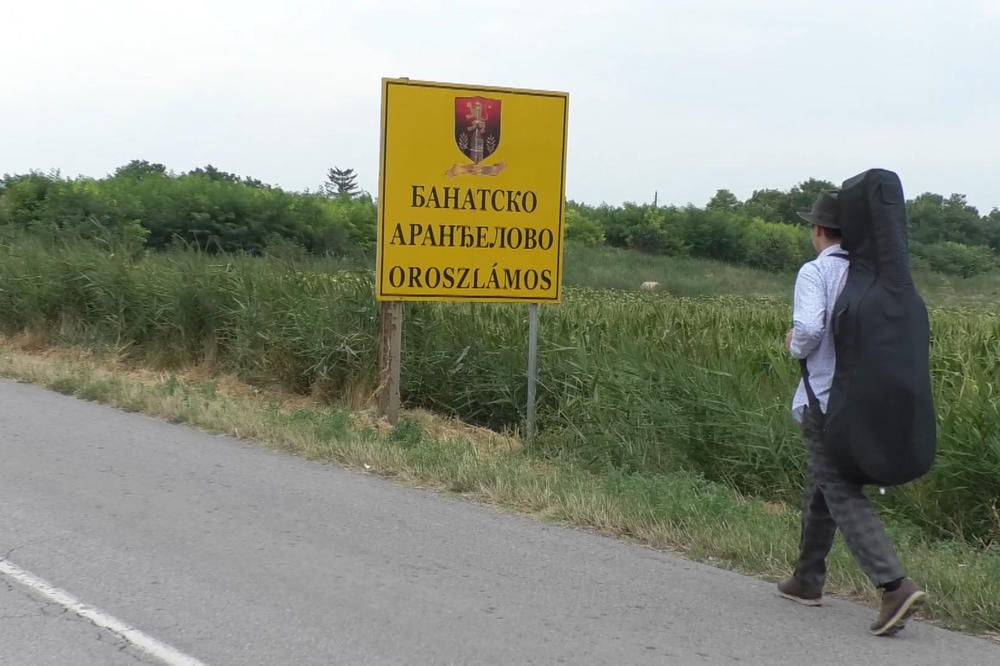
777;576;823;606
870;578;926;636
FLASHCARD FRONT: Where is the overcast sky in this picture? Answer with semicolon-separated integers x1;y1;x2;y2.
3;0;998;212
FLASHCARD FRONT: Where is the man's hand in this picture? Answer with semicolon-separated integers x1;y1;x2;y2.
786;328;794;352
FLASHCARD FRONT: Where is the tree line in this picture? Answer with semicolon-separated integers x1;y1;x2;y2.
1;163;997;276
0;161;375;257
566;180;1000;276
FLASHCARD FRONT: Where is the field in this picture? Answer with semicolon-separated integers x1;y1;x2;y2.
565;242;1000;306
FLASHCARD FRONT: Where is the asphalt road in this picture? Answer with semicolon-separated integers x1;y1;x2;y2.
0;378;997;665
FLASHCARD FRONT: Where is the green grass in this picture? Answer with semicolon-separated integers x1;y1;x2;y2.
912;269;1000;307
0;233;997;544
564;243;794;298
0;345;997;636
564;241;1000;306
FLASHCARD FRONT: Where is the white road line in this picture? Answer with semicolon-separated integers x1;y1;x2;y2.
0;559;206;666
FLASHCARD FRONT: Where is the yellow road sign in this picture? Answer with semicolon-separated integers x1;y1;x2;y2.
377;78;568;303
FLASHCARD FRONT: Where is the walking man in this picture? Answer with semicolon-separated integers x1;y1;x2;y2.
778;190;926;636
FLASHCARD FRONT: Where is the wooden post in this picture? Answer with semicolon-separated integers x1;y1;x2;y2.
377;301;403;424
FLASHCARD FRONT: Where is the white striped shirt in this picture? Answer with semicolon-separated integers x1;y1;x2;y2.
790;244;850;423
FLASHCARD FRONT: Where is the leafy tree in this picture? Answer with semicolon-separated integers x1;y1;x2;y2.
188;164;240;183
564;207;605;247
324;167;359;198
983;208;1000;252
706;189;741;212
907;192;987;247
607;203;652;251
782;178;838;225
114;160;166;180
743;188;785;224
910;240;996;278
743;218;813;271
679;206;748;263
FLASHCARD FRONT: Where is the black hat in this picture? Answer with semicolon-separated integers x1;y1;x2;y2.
797;190;841;229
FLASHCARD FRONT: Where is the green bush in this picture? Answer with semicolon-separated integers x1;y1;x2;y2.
742;218;813;271
911;241;997;278
678;207;750;263
0;170;376;257
569;202;815;272
624;207;689;256
564;208;605;247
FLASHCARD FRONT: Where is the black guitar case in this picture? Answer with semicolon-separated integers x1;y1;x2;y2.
818;168;936;486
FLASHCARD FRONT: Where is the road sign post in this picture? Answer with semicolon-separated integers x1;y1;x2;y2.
375;78;568;429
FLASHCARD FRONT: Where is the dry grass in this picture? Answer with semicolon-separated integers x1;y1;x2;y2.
0;336;518;457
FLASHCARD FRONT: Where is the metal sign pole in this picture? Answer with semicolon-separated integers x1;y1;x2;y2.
526;303;539;441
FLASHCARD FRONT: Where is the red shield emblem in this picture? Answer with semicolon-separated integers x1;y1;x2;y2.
455;96;501;164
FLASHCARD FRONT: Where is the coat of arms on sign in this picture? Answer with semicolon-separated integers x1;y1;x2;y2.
447;96;507;178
